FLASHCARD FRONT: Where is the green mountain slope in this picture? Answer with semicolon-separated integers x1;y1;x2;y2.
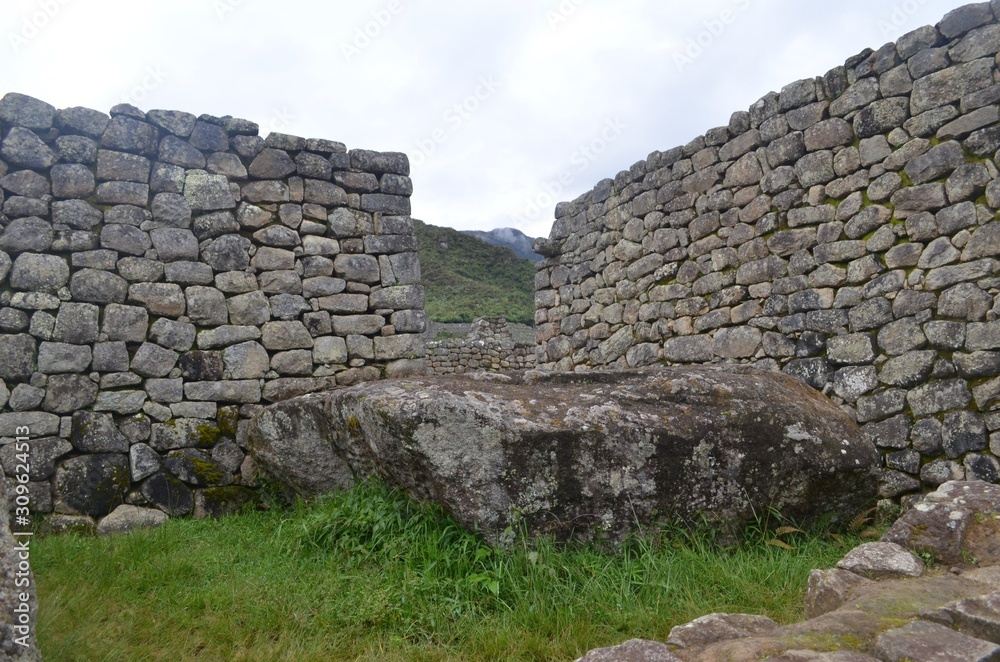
412;219;536;325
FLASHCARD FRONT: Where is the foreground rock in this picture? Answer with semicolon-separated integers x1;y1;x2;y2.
249;366;878;546
576;482;1000;660
883;481;1000;566
0;476;41;660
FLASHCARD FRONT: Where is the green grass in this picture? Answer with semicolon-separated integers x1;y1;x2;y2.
33;481;872;661
413;220;536;325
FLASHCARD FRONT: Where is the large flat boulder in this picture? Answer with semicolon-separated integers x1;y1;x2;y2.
248;366;878;545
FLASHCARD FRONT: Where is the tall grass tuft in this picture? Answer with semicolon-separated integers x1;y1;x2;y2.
33;479;877;661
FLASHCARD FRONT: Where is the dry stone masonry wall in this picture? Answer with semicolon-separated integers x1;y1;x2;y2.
0;93;425;526
426;317;535;374
534;2;1000;503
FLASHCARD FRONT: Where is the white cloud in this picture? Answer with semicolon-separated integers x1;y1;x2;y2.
0;0;980;239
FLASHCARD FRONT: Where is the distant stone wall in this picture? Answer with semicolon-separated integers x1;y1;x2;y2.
534;3;1000;501
0;93;425;526
426;317;535;373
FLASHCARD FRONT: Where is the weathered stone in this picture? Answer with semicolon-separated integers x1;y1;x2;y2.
54;454;130;517
148;318;196;352
184;170;235;211
42;374;98;413
51;199;102;230
827;334;875;365
165;448;232;487
131;342;179;378
0;217;53;253
101;116;157;154
91;390;146;415
891;183;949;213
836;542;925;580
102;304;148;342
140;473;193;517
9;253;68;294
163;261;212;286
68;411;128;457
832;366;877;401
184;380;261;403
97;504;169;536
222;341;270;379
192;210;239;240
37;342;91;374
1;92;55;130
879;351;937;388
874;619;1000;662
129;443;161;482
942;410;988;458
185;286;228;326
49;163;94;198
248;148;295;178
1;127;57;169
804;568;874;619
196;326;261;350
261;321;313;350
95;181;149;206
851;94;905;137
193;486;257;519
885;480;1000;566
667;613;779;649
0;437;71;481
911;58;994;114
249;366;878;546
96;150;150;184
149;228;198;262
968;322;1000;352
195;235;250;273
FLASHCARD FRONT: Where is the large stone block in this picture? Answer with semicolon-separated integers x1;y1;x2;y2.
248;366;878;546
53;454;130;517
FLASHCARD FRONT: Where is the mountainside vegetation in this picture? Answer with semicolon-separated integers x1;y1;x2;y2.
413;219;536;325
463;227;542;261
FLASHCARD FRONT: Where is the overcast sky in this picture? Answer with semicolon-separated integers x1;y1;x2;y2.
0;0;977;239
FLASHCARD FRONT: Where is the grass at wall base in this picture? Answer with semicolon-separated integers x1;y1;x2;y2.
32;480;878;661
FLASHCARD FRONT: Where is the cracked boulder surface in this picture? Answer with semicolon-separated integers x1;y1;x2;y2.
248;365;878;546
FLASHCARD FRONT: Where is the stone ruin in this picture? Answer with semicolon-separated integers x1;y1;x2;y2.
533;0;1000;509
425;316;536;374
0;93;425;530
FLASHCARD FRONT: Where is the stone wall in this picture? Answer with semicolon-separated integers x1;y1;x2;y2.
0;93;425;524
426;317;535;373
534;3;1000;501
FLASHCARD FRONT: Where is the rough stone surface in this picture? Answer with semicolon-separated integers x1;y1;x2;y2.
96;504;169;535
835;542;925;580
883;481;1000;566
249;366;878;546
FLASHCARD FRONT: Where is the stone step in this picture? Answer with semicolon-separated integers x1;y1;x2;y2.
921;591;1000;645
873;619;1000;661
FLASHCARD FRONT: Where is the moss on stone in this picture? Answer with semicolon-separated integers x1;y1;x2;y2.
187;456;226;485
217;406;239;438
